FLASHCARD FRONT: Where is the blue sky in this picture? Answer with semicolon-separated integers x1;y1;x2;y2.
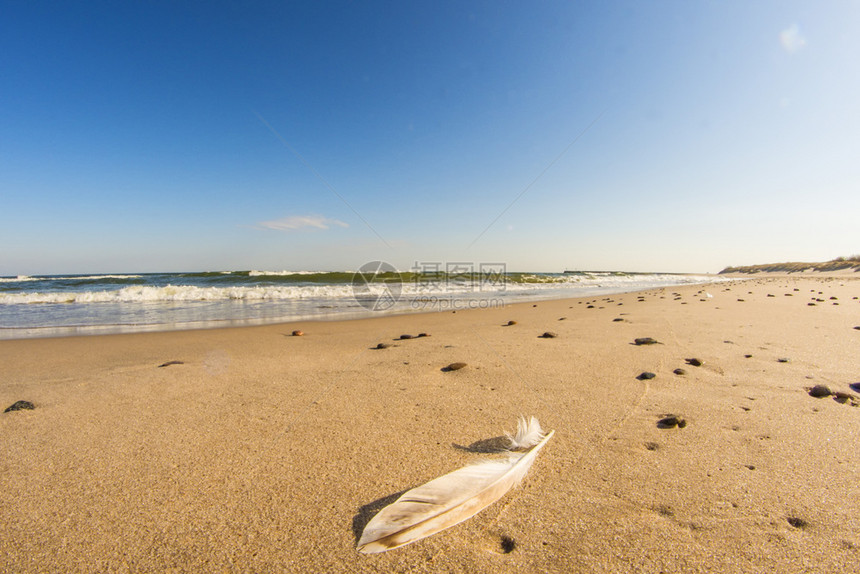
2;1;858;274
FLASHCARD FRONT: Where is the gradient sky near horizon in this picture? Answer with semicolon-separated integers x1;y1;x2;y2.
2;1;858;275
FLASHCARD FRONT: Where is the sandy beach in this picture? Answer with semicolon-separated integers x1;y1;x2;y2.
1;275;858;573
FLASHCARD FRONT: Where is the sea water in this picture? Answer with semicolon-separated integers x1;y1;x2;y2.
0;270;727;339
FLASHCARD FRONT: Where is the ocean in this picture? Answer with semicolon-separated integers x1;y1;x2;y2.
0;269;725;339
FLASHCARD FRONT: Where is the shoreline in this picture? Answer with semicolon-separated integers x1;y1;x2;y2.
2;274;858;572
0;275;732;341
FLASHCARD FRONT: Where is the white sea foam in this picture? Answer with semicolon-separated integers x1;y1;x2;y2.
0;274;727;305
0;275;36;283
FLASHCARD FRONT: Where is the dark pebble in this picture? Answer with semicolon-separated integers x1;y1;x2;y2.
657;415;687;429
787;517;808;529
586;305;595;309
399;334;414;340
808;303;816;306
375;343;391;349
808;385;832;398
613;318;624;322
4;400;35;413
833;391;855;403
505;320;517;326
292;330;304;336
686;358;703;367
854;326;860;330
500;536;516;553
777;358;790;363
158;360;184;367
539;332;558;338
417;333;430;338
673;368;686;375
444;362;468;371
634;337;660;345
637;372;656;380
744;354;753;358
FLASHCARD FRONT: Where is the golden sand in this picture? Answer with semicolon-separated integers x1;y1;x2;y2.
1;275;858;572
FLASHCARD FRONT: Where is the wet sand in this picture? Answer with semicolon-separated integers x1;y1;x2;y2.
1;275;859;572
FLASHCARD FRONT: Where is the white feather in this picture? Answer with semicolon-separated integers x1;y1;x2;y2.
358;418;554;553
506;415;545;450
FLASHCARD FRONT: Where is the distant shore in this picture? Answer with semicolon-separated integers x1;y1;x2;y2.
720;259;860;274
2;273;858;572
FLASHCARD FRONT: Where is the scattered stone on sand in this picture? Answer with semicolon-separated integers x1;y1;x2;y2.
399;334;414;340
686;358;704;367
832;391;856;403
673;368;686;375
504;320;517;326
777;357;790;363
808;303;816;306
634;337;660;345
500;536;516;554
613;318;624;322
854;326;860;330
558;317;566;321
539;332;558;338
375;343;392;349
417;333;430;338
637;372;656;380
586;305;595;309
744;354;753;358
808;385;832;398
644;441;659;451
292;330;304;336
657;415;687;429
4;400;35;413
158;360;184;368
787;517;808;529
444;362;468;371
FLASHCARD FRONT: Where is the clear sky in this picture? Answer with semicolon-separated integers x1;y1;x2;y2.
2;1;858;274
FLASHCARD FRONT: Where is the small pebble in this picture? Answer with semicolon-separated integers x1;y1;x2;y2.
445;362;468;371
808;385;831;398
539;332;558;338
686;358;703;367
637;372;656;380
158;360;184;368
417;333;430;338
634;337;660;345
673;368;686;375
399;334;414;340
612;318;624;322
375;343;391;349
658;415;687;429
292;330;304;336
505;320;517;326
777;357;790;363
744;354;753;358
4;400;35;413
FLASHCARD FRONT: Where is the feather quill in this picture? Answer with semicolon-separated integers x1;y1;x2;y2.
358;417;554;553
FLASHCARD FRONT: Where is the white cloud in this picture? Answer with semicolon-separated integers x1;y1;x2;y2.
780;24;807;54
257;215;349;231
